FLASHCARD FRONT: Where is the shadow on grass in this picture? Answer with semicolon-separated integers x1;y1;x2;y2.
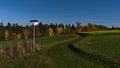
68;44;120;68
76;33;88;37
76;32;120;37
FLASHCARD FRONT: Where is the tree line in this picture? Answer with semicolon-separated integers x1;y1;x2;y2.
0;22;108;41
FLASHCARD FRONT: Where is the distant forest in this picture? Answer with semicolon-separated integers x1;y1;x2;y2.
0;22;118;41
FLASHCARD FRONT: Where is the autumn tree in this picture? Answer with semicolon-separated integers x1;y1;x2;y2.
4;30;10;40
48;27;54;36
17;33;22;40
35;25;41;37
12;23;22;34
23;28;30;39
63;26;67;34
11;33;17;40
65;24;71;33
56;27;63;35
42;24;49;36
92;24;98;31
86;23;99;31
76;22;82;32
97;25;107;30
0;21;109;41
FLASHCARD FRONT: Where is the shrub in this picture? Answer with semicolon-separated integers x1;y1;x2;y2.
0;48;4;58
23;41;32;54
13;44;26;56
35;44;41;52
2;48;7;58
0;41;41;59
5;46;13;57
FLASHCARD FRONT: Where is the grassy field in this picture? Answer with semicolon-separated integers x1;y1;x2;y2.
0;30;120;68
45;33;120;68
78;30;120;36
0;34;78;68
0;34;77;48
73;35;120;68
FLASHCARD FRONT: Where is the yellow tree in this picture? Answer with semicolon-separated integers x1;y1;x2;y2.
63;26;67;34
17;33;21;40
48;27;54;36
92;24;98;31
24;29;29;39
56;27;63;35
4;30;10;40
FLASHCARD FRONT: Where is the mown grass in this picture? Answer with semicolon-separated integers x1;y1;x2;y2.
0;30;120;68
0;34;76;48
36;34;77;46
72;34;120;67
0;40;25;48
46;41;109;68
45;30;120;68
0;34;77;68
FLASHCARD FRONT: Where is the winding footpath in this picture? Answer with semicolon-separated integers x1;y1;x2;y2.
45;34;80;50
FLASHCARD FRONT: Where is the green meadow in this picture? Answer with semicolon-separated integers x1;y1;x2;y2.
0;30;120;68
78;30;120;36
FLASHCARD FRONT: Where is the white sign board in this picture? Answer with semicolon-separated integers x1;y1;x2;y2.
34;22;39;26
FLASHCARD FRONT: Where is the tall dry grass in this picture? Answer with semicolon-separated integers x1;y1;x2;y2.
0;41;41;58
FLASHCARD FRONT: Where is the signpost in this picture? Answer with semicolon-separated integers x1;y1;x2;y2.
30;20;38;52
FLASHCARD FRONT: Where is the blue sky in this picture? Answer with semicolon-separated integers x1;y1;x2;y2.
0;0;120;27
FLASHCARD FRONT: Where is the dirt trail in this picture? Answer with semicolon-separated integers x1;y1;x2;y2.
40;34;80;67
45;34;80;50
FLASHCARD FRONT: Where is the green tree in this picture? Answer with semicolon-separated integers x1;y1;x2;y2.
76;22;82;32
11;33;17;40
0;22;4;40
35;25;41;37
